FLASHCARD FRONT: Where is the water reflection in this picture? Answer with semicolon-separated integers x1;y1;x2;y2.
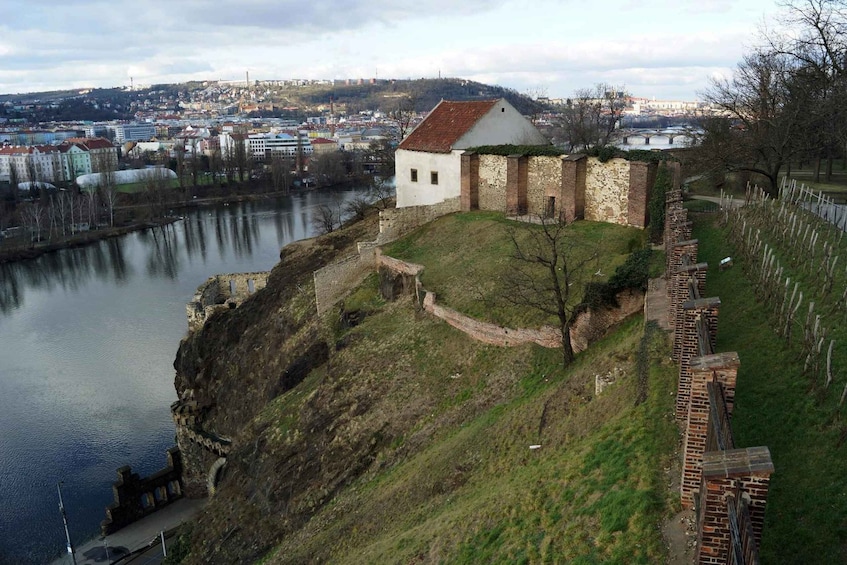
0;187;373;564
0;189;368;314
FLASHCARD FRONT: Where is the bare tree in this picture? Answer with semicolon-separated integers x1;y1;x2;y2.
559;84;628;151
503;216;599;367
697;48;806;195
20;201;46;243
311;204;338;234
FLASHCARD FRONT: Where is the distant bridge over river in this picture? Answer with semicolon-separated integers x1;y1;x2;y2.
613;128;696;147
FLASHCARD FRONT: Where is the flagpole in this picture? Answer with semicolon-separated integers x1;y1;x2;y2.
57;482;77;565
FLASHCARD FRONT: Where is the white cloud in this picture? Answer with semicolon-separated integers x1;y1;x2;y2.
0;0;780;99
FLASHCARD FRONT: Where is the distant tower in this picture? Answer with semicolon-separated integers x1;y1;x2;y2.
130;76;133;91
246;70;249;89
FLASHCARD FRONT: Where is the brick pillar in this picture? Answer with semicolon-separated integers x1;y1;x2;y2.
506;154;528;216
671;262;708;353
628;161;655;228
681;352;740;508
669;160;682;190
676;297;721;420
668;239;699;321
560;154;586;223
460;151;479;212
697;447;774;564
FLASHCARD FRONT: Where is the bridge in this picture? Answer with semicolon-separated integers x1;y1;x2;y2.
613;128;694;146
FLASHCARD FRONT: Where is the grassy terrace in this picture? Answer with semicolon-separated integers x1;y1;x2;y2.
693;211;847;563
238;211;680;564
383;212;646;328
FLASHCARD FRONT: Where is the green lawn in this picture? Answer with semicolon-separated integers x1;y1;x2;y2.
383;212;646;328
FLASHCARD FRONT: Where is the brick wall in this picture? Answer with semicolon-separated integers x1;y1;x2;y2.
663;187;775;561
478;154;508;211
313;253;373;315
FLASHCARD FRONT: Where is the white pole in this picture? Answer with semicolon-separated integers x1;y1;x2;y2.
57;482;77;565
161;530;167;557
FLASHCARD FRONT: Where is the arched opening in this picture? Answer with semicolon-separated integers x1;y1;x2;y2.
206;457;227;496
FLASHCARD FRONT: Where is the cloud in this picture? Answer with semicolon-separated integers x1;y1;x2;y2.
0;0;777;98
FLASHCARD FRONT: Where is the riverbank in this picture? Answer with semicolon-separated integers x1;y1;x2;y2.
0;185;355;264
0;218;178;264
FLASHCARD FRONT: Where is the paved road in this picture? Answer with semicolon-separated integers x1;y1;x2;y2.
50;498;205;565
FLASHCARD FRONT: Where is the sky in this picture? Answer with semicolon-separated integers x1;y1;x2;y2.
0;0;784;100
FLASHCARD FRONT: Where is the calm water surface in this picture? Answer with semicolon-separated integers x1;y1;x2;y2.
0;187;370;564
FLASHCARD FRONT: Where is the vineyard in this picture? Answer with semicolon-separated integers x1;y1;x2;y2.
721;179;847;438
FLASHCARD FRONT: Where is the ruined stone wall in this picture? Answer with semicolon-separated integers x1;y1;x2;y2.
313;253;374;315
186;271;269;332
376;252;644;352
422;291;561;348
477;154;508;212
378;196;461;241
585;157;630;224
527;156;563;217
569;289;645;352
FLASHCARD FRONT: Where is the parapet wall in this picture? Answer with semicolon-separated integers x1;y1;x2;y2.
186;271;269;332
664;188;774;563
101;447;184;535
378;196;461;241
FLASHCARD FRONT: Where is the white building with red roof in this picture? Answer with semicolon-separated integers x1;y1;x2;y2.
395;98;548;207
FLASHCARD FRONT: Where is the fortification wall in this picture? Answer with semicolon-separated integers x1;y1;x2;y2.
527;156;563;216
376;252;644;351
313;253;374;315
186;271;269;332
378;197;461;241
585;157;631;224
478;154;508;211
469;154;645;226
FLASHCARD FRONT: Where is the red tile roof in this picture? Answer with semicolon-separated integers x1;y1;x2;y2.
311;137;336;144
398;99;498;153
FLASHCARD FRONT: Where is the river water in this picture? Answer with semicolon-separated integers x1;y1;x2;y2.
0;187;370;564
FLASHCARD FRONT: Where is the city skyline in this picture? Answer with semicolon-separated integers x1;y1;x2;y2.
2;0;780;100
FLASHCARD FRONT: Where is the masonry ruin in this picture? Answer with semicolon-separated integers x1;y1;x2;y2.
186;271;269;332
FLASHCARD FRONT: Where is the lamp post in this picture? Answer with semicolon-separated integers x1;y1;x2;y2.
57;482;77;565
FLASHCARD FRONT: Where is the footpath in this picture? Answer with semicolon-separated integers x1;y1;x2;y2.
50;498;205;565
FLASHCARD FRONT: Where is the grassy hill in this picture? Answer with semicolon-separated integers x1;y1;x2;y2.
169;211;679;564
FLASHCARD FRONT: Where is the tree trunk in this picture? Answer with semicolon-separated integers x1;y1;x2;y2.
814;156;822;182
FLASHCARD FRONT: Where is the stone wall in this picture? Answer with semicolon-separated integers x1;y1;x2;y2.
186;271;269;332
584;157;631;224
313;253;375;315
377;252;644;352
478;154;508;212
466;153;649;227
378;196;461;241
527;156;563;217
101;447;184;535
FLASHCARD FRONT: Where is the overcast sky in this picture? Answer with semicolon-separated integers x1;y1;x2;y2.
0;0;782;100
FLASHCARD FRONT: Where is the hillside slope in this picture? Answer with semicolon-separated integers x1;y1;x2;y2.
170;211;678;564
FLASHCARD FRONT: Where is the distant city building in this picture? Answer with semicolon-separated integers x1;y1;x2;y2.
0;137;117;184
111;123;157;143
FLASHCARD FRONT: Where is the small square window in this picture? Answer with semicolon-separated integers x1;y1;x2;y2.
410;168;418;182
431;171;438;185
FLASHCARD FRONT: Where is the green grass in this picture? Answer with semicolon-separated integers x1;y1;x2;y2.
693;215;847;563
383;212;646;328
261;313;679;564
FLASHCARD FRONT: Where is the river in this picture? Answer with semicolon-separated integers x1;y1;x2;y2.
0;186;372;564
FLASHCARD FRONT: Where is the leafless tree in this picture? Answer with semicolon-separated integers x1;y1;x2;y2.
311;204;338;234
559;84;628;151
697;48;806;195
20;201;46;243
503;216;599;367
